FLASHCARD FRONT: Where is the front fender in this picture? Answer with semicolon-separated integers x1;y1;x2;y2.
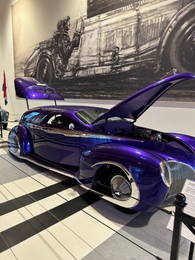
79;144;168;211
80;143;162;178
168;133;195;152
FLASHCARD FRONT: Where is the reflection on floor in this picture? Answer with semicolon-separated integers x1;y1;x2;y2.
0;125;192;260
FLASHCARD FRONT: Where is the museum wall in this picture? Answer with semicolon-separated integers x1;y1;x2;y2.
0;0;195;136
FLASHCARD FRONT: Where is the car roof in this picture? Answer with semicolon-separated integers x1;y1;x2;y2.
26;105;103;117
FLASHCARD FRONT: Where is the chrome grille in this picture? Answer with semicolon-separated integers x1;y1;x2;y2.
167;161;195;196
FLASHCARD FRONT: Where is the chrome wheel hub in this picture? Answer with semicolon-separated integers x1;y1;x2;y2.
110;175;132;201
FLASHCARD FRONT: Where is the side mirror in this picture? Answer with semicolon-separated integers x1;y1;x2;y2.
69;123;75;130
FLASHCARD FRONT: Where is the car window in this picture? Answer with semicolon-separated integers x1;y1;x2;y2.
47;114;74;127
76;108;108;124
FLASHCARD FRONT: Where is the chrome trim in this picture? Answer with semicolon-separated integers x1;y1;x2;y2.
160;161;172;188
91;161;140;208
9;156;139;209
14;154;76;180
165;160;195;197
37;127;81;137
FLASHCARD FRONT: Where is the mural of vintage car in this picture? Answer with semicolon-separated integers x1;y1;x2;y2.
23;0;195;83
14;77;64;100
8;73;195;212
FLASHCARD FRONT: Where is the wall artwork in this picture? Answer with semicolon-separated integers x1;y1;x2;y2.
12;0;195;100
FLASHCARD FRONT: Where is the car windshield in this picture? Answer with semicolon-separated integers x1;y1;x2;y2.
76;108;108;124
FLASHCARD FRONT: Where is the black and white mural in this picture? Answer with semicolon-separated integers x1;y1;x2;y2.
12;0;195;100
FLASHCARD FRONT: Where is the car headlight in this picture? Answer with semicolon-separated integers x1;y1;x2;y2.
160;161;172;187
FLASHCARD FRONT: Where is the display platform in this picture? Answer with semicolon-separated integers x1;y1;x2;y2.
0;125;191;260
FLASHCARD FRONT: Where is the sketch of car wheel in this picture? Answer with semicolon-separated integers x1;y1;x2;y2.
169;15;195;73
36;56;54;83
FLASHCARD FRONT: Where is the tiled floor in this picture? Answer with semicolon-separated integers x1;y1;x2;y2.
0;123;192;260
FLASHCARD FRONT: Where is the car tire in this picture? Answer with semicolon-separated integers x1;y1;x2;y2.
36;56;54;83
108;169;137;214
168;15;195;73
2;123;7;130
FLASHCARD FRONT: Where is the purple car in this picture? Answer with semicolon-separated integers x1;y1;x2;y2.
14;77;64;100
9;73;195;212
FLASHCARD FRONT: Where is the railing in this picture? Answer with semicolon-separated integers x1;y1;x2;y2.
170;193;195;260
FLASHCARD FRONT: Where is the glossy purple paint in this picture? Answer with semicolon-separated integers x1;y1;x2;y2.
9;73;195;212
14;77;64;100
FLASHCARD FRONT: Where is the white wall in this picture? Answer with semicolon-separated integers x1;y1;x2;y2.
0;0;195;136
0;0;16;115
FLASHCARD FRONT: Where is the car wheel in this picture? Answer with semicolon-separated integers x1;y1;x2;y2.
110;174;132;201
36;56;53;83
8;131;21;156
2;123;7;130
109;169;137;214
168;16;195;73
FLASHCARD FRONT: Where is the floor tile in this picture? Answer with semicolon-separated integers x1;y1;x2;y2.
83;233;163;260
38;194;66;210
11;234;61;260
0;249;17;259
48;222;93;259
0;157;27;184
40;229;75;259
58;185;86;201
0;185;15;202
19;201;46;218
13;175;45;194
83;200;140;230
2;182;27;198
31;173;58;186
62;210;115;249
0;210;27;232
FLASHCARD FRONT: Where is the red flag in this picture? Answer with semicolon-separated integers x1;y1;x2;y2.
2;70;8;105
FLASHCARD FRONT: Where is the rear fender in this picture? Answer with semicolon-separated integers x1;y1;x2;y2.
8;125;32;156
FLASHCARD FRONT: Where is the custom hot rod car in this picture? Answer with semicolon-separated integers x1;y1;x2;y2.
8;73;195;212
14;77;64;100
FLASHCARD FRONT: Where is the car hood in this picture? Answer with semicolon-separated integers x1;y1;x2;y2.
93;73;195;124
